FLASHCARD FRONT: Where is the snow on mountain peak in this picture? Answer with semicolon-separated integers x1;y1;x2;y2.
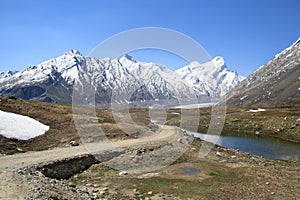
64;49;82;56
118;54;137;69
212;56;226;69
0;51;244;104
294;37;300;45
124;54;135;61
176;56;244;97
0;70;18;79
119;54;136;63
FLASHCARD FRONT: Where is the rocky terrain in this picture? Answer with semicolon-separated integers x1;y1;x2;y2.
226;38;300;107
0;139;299;200
0;97;298;199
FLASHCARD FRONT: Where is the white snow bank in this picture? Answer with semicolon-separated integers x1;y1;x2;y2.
247;108;266;113
0;110;49;140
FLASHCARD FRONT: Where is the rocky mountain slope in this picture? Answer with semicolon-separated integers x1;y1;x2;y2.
0;50;243;106
226;38;300;107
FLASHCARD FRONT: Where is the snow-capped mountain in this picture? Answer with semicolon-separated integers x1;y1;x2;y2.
0;70;18;79
226;37;300;107
177;56;244;97
0;50;243;106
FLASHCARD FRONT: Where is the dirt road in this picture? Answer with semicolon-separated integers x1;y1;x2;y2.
0;125;179;199
0;125;179;171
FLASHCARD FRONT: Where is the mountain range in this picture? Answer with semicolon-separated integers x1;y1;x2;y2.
0;51;243;107
226;38;300;107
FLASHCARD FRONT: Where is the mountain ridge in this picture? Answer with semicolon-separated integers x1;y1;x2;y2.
225;37;300;107
0;51;244;106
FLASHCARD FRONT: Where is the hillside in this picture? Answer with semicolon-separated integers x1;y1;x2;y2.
0;96;152;155
226;38;300;107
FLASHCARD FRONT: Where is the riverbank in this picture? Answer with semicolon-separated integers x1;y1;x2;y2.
166;106;300;143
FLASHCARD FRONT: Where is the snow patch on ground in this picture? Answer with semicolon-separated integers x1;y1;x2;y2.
247;108;266;113
0;110;49;140
240;95;248;101
170;112;180;115
172;102;215;109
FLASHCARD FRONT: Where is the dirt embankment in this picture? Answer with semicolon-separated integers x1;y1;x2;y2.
1;138;299;200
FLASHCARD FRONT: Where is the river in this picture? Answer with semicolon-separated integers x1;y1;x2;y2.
189;131;300;161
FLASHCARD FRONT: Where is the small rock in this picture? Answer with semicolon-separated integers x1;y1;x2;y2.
231;155;237;159
265;182;270;185
16;147;24;152
290;125;296;129
271;192;275;195
119;171;128;176
68;183;76;188
216;151;223;157
70;141;79;146
255;131;260;135
92;189;99;193
148;191;153;195
99;190;106;195
102;187;108;191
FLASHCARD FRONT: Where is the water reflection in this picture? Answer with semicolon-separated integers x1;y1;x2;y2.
190;132;300;161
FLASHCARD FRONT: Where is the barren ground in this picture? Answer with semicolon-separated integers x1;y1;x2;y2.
0;97;299;199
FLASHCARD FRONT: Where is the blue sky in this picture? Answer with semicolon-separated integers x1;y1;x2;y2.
0;0;299;76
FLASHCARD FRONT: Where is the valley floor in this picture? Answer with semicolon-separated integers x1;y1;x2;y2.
0;97;299;199
0;139;299;199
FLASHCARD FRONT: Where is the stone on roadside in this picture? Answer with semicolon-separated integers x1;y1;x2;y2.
119;171;128;176
177;138;182;143
70;141;79;146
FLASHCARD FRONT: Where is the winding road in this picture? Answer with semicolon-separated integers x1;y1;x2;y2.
0;125;180;171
